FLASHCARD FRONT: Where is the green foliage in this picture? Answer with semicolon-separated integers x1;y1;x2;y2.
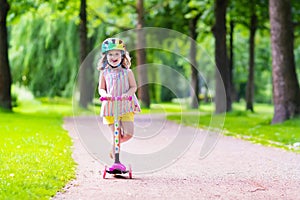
153;50;189;101
141;101;198;113
228;0;269;28
0;100;75;199
167;102;300;153
9;11;79;97
89;0;135;33
232;24;272;103
292;0;300;39
6;0;300;106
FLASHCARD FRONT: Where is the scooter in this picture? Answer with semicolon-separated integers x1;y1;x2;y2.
100;96;133;179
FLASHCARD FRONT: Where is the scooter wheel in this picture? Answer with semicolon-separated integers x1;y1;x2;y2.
128;164;132;179
103;165;107;179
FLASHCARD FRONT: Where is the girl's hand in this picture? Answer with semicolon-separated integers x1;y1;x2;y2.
121;93;129;100
102;94;112;100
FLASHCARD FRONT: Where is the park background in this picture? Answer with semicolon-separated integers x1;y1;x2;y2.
0;0;300;199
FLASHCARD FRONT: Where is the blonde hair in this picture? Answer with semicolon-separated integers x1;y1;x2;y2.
97;50;131;71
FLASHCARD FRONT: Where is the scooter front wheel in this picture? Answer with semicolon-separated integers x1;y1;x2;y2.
103;165;107;179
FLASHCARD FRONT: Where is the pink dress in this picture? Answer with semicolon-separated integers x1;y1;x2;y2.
100;67;141;117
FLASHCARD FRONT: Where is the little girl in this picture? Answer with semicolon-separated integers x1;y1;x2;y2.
98;38;140;159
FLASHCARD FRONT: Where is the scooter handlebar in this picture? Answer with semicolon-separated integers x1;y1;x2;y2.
99;96;132;101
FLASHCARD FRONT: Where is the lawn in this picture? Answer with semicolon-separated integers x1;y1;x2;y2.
0;98;77;200
167;102;300;153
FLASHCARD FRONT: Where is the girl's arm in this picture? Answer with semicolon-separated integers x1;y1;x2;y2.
98;73;109;97
124;70;137;96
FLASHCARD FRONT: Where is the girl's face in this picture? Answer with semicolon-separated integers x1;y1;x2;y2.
107;50;122;67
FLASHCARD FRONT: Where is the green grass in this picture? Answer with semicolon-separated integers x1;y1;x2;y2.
167;102;300;153
140;102;213;113
0;98;77;200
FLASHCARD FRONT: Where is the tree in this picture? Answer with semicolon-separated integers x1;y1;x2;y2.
9;1;80;98
228;19;237;102
148;0;213;108
79;0;94;108
228;0;269;108
245;0;257;112
269;0;300;123
212;0;231;113
184;1;208;109
0;0;12;110
136;0;150;108
189;14;201;108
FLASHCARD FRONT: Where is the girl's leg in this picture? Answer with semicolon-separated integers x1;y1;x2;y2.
120;121;134;143
104;116;118;159
121;134;132;143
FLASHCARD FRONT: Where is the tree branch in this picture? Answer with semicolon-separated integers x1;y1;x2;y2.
87;7;133;31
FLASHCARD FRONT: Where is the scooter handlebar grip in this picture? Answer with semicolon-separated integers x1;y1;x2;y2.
99;97;109;101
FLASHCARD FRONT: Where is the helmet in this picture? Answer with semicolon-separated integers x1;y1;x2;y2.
101;38;126;53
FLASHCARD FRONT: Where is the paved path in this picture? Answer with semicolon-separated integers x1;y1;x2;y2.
53;114;300;200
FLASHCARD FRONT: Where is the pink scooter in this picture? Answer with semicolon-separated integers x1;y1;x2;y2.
100;96;133;179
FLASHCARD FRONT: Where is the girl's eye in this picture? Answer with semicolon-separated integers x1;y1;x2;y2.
108;53;119;57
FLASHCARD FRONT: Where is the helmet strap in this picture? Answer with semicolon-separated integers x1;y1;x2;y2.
109;63;121;68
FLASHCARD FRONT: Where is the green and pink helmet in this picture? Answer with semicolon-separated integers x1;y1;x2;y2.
101;38;126;54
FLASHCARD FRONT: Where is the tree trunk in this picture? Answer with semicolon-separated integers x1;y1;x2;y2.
136;0;150;108
246;5;257;112
212;0;231;113
79;0;93;108
189;16;200;109
0;0;12;110
229;20;237;102
269;0;300;123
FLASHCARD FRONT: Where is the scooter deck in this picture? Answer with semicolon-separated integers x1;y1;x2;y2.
103;165;132;179
106;169;129;174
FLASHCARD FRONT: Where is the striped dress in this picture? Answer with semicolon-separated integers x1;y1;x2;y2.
100;67;141;117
